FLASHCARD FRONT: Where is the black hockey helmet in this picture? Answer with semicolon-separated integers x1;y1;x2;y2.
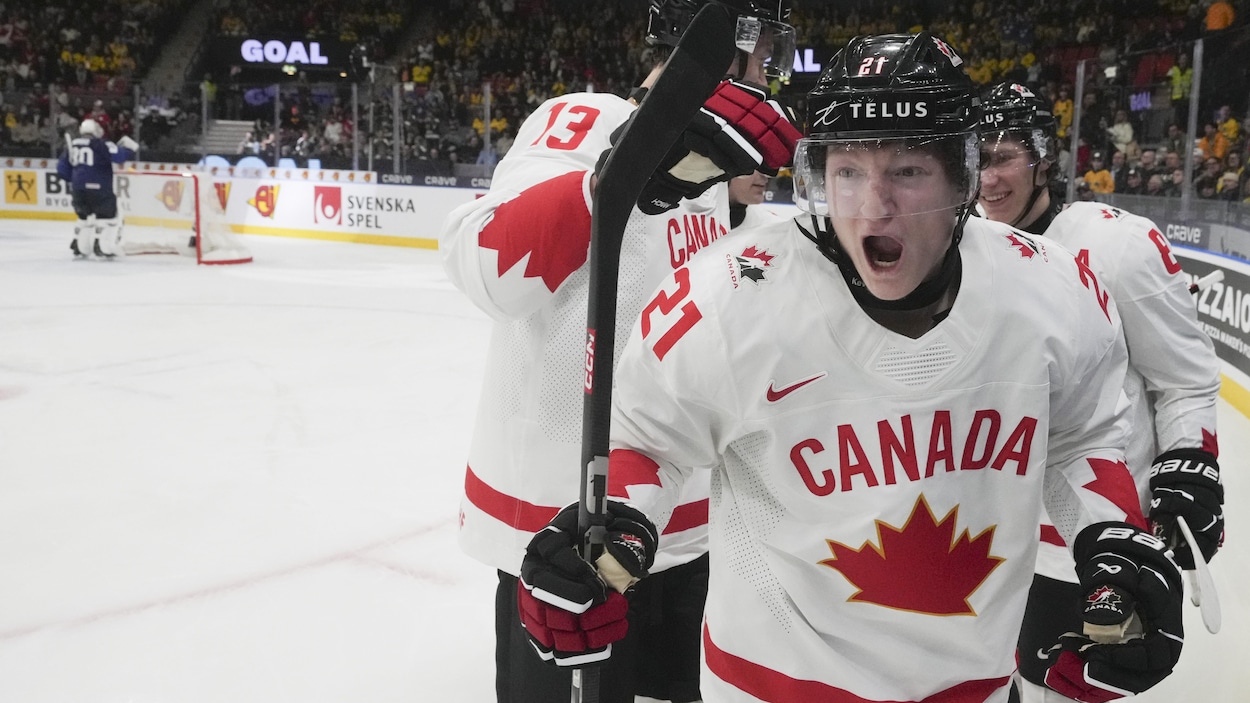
977;81;1060;229
981;82;1056;137
645;0;795;80
793;32;981;216
980;81;1058;163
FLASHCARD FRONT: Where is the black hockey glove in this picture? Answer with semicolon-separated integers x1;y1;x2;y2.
625;79;799;215
1044;522;1184;703
1148;448;1223;569
517;501;658;666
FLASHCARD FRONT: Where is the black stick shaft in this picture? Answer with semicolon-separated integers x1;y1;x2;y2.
573;6;735;703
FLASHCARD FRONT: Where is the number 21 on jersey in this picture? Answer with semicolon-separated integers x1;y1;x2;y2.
641;267;703;361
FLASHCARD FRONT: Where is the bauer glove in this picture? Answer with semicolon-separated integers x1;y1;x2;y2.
517;501;658;666
1044;522;1184;702
609;79;799;215
1148;448;1223;569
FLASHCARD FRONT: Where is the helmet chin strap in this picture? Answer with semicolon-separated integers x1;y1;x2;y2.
797;206;970;312
1010;184;1045;228
1009;160;1058;232
730;49;750;82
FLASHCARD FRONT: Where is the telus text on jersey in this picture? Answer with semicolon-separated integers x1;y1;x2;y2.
789;409;1038;495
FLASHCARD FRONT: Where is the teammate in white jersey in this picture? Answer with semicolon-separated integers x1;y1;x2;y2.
978;81;1223;703
440;1;799;700
515;32;1187;703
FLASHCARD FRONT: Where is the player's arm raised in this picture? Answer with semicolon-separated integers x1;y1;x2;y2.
439;95;631;320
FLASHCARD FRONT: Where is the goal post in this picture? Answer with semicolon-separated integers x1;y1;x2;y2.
117;171;253;265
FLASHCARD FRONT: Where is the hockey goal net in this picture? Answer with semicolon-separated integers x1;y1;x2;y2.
117;171;252;264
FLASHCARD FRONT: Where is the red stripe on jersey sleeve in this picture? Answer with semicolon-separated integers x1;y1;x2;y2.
703;624;1011;702
464;465;560;533
663;499;708;535
477;170;592;292
1040;524;1067;547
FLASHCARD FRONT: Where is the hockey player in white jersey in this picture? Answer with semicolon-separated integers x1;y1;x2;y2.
55;118;138;259
515;32;1186;703
439;1;800;700
978;81;1222;703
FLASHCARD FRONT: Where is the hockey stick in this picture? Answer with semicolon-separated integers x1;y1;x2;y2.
1177;515;1221;633
1189;269;1224;295
574;5;735;703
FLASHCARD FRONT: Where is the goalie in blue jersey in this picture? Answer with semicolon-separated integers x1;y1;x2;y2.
56;118;138;259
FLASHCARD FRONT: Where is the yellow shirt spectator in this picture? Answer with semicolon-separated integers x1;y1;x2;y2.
1219;116;1240;143
1084;167;1115;194
412;63;431;86
1053;96;1074;139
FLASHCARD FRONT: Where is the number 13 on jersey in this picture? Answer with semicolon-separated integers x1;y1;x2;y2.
641;268;704;361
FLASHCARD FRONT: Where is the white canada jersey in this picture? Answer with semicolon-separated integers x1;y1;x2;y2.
1034;201;1220;581
441;91;731;575
609;217;1140;703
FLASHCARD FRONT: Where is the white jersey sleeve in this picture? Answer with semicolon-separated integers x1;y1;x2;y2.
440;93;633;321
1046;202;1220;466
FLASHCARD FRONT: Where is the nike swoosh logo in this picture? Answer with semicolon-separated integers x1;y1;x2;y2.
766;373;827;402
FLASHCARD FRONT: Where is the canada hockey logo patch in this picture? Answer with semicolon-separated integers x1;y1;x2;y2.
1005;232;1042;260
727;245;775;288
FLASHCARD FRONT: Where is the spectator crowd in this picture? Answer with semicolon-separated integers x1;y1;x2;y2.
3;0;1250;207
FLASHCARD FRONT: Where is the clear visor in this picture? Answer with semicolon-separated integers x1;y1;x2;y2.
735;15;796;81
793;133;980;218
980;129;1050;174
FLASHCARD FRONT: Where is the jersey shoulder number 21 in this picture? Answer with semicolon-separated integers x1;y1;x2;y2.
640;267;704;361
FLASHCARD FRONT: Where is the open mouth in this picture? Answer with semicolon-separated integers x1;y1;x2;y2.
981;192;1010;204
864;236;903;268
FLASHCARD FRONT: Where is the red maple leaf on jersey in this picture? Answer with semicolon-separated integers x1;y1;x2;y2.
1083;457;1146;529
607;448;663;499
820;496;1003;615
1006;233;1038;259
477;172;592;292
1202;428;1220;457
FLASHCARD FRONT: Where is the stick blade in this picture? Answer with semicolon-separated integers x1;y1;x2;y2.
1177;516;1221;633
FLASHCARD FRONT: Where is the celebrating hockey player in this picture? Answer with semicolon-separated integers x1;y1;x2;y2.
514;32;1186;703
438;1;799;701
56;118;139;259
978;81;1222;703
